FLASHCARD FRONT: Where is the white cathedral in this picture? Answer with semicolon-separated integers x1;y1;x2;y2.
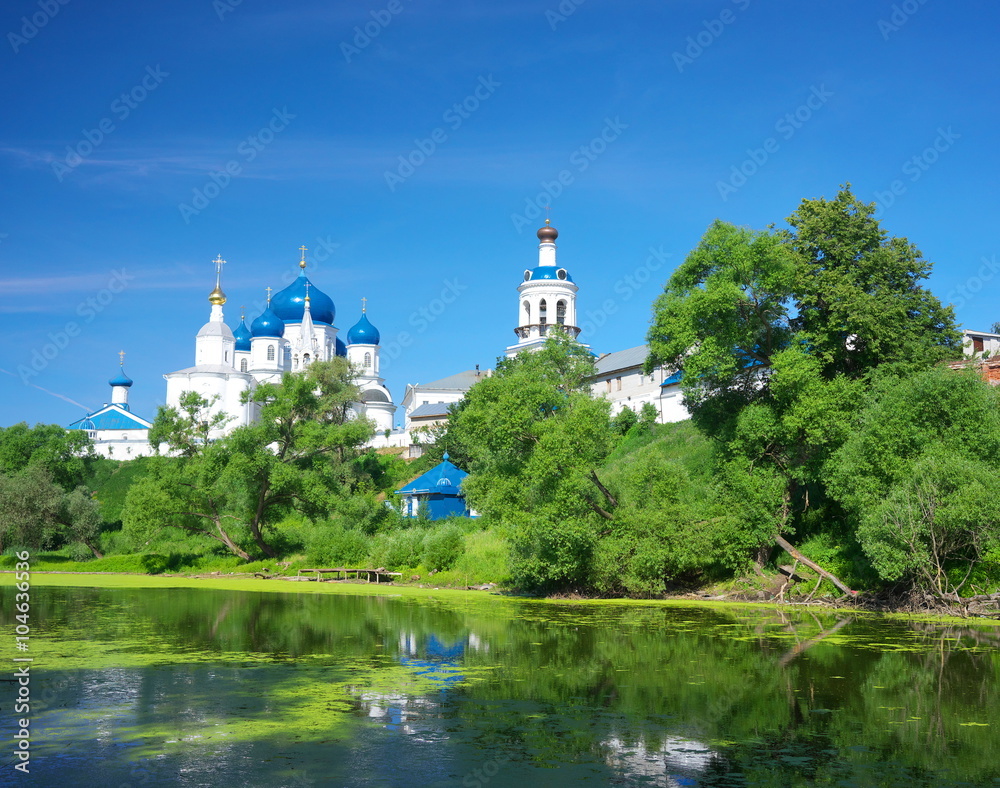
70;221;694;457
162;248;395;443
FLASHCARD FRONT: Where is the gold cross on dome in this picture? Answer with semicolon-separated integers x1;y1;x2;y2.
299;245;308;268
118;350;126;365
265;286;273;303
544;206;551;224
361;296;367;313
213;254;226;272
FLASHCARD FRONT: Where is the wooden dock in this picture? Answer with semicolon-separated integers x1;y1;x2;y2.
296;567;403;583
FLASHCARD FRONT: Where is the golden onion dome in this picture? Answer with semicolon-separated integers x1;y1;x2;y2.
209;285;227;305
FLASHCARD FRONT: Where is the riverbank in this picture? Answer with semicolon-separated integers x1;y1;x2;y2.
4;570;1000;625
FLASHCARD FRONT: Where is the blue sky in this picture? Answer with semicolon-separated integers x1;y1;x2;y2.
2;0;997;428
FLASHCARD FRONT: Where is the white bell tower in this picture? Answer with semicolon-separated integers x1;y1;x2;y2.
505;219;581;357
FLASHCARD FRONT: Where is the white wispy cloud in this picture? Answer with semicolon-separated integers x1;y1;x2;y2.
0;367;93;412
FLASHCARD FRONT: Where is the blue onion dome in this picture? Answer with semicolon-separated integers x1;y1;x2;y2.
251;305;285;338
335;336;347;357
233;317;252;352
109;368;133;388
271;269;335;325
347;311;380;345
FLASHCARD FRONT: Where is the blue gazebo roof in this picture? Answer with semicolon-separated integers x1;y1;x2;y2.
396;453;468;496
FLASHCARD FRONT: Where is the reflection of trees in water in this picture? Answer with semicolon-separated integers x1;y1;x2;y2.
8;587;1000;785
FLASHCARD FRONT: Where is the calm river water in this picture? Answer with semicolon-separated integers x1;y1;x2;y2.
2;579;1000;787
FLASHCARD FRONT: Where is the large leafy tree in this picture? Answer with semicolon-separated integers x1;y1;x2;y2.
786;186;961;378
124;358;374;560
445;334;616;589
645;186;960;585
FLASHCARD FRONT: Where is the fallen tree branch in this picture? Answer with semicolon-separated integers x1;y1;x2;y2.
584;497;615;521
774;534;857;597
589;470;618;509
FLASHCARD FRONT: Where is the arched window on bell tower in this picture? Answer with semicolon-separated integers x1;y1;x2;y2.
364;352;372;368
539;299;547;326
267;345;275;361
522;300;531;325
240;358;248;372
556;300;566;325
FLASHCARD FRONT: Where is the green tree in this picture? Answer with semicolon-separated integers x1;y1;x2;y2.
148;391;232;457
645;186;960;588
786;185;961;378
445;334;615;589
124;359;374;560
0;422;93;490
827;367;1000;597
610;407;639;436
0;465;103;556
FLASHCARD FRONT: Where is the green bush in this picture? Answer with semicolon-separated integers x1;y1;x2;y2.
421;524;465;572
369;528;425;569
68;542;94;562
303;522;369;566
329;494;404;536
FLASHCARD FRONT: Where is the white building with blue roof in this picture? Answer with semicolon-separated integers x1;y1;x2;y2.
67;355;155;458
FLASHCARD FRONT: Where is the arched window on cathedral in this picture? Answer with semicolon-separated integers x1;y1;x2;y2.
556;300;566;325
267;345;275;361
522;300;531;324
303;353;311;366
364;352;372;368
240;358;247;372
539;299;547;326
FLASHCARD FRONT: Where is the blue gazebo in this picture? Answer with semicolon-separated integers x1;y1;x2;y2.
395;453;473;520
